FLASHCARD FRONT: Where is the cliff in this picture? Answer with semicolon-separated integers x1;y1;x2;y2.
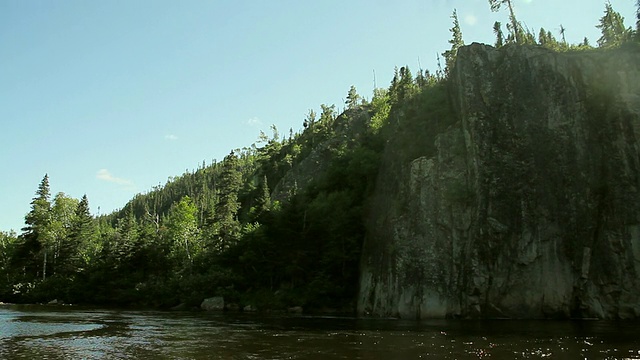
358;43;640;319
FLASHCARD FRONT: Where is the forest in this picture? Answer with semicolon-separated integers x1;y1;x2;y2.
1;1;639;312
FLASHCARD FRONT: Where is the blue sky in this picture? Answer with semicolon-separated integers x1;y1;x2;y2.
0;0;636;232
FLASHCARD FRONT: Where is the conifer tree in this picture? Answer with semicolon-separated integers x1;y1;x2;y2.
597;2;629;47
538;27;547;46
23;174;52;279
442;9;463;74
346;85;361;110
494;21;504;47
489;0;520;43
559;24;567;46
636;0;640;41
66;194;97;272
212;151;242;251
252;175;271;221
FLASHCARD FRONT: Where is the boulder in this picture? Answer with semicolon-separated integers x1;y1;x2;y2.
287;306;303;314
200;296;224;311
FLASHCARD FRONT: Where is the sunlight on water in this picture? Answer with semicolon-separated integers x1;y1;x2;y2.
1;306;640;359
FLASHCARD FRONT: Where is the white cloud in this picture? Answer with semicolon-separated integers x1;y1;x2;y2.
96;169;134;187
464;14;478;26
165;134;178;141
246;117;263;127
522;0;533;3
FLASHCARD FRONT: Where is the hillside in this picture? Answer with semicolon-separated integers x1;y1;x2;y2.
2;4;640;317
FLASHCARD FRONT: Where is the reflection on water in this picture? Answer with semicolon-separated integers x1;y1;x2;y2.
1;304;639;359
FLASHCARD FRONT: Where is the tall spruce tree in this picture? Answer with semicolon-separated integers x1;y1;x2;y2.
23;174;52;280
442;9;464;74
345;86;361;110
65;194;96;273
212;151;242;251
597;2;629;47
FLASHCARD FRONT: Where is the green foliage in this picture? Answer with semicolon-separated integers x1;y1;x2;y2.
165;196;201;271
442;9;464;74
346;85;361;110
494;21;504;47
370;88;391;132
637;0;640;40
597;2;631;48
4;4;630;311
489;0;521;44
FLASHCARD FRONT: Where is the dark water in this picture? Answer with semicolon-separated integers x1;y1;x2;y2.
1;305;640;359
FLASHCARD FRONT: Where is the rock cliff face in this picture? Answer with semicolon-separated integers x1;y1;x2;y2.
358;43;640;319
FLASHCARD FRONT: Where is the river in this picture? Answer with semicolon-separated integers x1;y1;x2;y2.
1;304;640;359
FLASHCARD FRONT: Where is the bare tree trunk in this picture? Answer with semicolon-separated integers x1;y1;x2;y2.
42;250;47;280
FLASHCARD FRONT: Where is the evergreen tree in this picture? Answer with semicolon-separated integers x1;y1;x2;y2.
597;2;629;47
559;24;567;46
538;27;548;46
442;9;463;74
494;21;504;47
489;0;520;43
212;151;242;251
22;174;52;280
345;85;361;110
636;0;640;41
65;194;97;273
253;175;271;220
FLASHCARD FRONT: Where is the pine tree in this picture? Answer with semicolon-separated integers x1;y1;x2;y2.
636;0;640;41
442;9;463;74
597;2;629;48
65;194;97;273
494;21;504;47
559;24;567;46
23;174;52;280
346;85;361;110
489;0;520;44
257;176;271;213
538;27;547;46
212;151;242;251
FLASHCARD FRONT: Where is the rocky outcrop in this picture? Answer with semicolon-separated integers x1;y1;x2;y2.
359;43;640;319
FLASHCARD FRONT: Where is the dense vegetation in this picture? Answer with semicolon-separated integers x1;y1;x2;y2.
1;1;638;311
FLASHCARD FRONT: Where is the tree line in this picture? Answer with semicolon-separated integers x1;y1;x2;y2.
1;0;638;310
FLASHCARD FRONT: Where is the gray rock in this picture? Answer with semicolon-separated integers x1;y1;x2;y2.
359;43;640;320
200;297;224;311
287;306;303;314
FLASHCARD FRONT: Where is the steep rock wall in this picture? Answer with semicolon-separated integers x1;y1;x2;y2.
359;43;640;319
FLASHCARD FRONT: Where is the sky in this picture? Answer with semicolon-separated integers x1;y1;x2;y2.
0;0;636;233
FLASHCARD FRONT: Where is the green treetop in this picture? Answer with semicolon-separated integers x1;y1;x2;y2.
442;9;464;74
597;2;629;47
23;174;53;280
346;85;361;110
